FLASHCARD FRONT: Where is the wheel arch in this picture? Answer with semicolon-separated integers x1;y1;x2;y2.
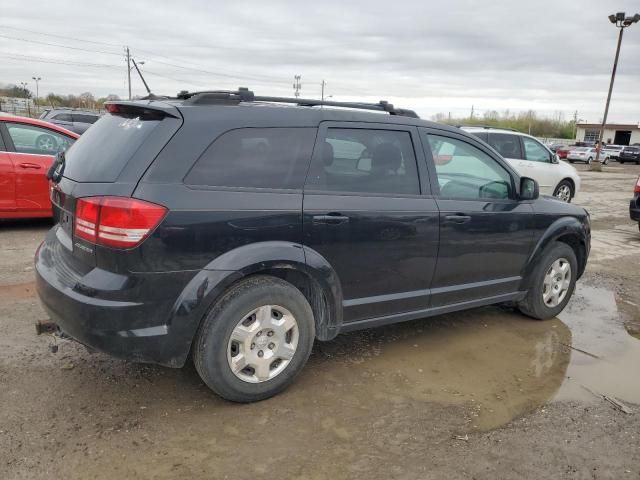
522;217;588;289
168;241;344;365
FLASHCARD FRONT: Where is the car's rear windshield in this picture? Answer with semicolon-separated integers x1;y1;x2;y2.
63;112;161;182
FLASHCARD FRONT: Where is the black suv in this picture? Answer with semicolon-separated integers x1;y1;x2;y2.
619;145;640;164
40;108;101;134
35;89;591;402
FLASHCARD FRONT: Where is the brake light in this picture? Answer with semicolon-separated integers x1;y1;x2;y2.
635;176;640;194
74;196;167;248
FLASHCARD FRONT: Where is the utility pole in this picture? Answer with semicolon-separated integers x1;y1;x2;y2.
293;75;301;98
321;80;326;101
470;105;474;121
573;110;578;139
31;76;41;115
592;12;640;172
125;46;132;100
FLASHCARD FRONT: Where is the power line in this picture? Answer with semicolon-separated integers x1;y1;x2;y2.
0;52;120;69
0;33;122;56
0;24;124;48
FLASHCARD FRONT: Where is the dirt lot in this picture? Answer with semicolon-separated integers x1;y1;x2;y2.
1;163;640;480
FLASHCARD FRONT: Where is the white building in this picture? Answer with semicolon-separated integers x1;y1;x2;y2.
575;123;640;145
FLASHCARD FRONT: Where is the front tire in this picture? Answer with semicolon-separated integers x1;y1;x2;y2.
587;157;593;164
193;275;315;402
553;180;574;203
518;242;577;320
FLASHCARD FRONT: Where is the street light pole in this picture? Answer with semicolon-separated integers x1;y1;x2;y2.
32;76;41;115
591;12;640;172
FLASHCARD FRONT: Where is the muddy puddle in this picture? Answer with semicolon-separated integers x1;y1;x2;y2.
279;282;640;431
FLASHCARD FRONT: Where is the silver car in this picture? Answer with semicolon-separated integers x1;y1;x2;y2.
602;144;625;159
566;147;609;165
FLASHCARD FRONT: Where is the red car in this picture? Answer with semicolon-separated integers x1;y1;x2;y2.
0;115;79;219
556;146;571;159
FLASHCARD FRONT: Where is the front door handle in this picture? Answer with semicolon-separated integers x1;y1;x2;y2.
313;213;350;225
444;214;471;224
19;162;42;169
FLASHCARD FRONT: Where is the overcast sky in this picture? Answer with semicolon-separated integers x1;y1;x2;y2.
2;0;640;123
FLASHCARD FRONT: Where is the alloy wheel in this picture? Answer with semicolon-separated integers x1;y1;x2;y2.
542;258;571;308
227;305;299;383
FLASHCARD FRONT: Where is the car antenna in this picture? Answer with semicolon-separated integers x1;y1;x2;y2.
131;57;153;97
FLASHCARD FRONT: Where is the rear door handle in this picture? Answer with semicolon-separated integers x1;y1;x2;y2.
19;162;42;169
313;213;350;225
444;214;471;224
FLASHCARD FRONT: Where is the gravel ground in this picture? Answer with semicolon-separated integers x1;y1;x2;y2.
1;162;639;480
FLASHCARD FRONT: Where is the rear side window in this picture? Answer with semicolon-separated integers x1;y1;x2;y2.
63;113;161;182
185;128;316;190
5;122;75;155
488;133;523;159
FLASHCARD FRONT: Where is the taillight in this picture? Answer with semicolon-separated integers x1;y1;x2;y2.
635;176;640;194
74;196;167;249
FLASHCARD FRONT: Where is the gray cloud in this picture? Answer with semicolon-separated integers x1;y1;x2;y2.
2;0;639;122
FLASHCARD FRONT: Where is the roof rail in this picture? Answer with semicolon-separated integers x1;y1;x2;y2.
456;124;518;132
176;88;419;118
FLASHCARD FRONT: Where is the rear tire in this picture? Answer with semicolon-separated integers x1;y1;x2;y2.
518;242;577;320
193;275;315;402
587;157;593;164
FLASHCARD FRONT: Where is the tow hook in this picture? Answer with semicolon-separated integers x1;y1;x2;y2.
35;320;59;336
35;320;70;353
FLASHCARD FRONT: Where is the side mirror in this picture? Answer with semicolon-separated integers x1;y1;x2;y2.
552;153;559;164
519;177;539;200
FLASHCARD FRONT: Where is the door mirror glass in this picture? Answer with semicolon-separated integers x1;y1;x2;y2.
519;177;539;200
552;153;560;164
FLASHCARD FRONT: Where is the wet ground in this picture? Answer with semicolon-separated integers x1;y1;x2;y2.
1;163;640;479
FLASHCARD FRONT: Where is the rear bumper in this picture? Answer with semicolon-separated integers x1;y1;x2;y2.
35;227;200;367
631;198;640;222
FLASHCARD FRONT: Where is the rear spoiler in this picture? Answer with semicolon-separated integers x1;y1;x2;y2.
104;101;180;119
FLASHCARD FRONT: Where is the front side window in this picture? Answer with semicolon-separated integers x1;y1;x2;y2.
185;128;316;189
425;134;512;200
488;133;523;159
306;128;420;195
6;123;75;155
522;137;551;163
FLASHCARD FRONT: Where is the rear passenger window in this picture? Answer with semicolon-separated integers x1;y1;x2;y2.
185;128;316;190
306;128;420;195
488;133;523;159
